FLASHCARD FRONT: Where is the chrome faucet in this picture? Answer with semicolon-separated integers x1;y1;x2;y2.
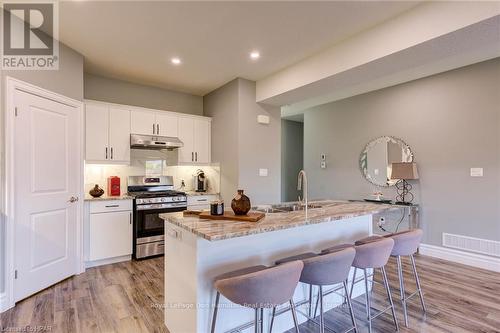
297;170;308;209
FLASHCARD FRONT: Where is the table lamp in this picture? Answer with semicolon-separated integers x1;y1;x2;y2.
390;162;418;205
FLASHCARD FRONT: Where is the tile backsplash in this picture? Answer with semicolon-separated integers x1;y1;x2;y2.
85;149;220;195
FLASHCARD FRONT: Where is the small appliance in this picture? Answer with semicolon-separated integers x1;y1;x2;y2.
128;176;187;259
107;176;121;196
193;169;207;192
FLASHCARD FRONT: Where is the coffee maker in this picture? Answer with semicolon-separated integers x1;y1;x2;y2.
193;169;207;192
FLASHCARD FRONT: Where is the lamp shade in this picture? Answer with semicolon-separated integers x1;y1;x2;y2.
390;162;419;180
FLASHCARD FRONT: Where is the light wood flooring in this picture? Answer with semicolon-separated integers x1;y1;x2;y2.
1;255;499;333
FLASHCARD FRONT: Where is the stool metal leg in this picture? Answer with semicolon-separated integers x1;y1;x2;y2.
308;284;313;317
290;300;300;333
343;281;358;333
211;291;220;333
381;267;399;331
319;286;325;333
349;267;357;300
363;269;372;333
396;256;409;327
269;307;276;333
410;254;427;313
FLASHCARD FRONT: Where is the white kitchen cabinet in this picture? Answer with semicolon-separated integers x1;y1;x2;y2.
131;110;156;135
131;109;179;137
86;199;133;265
85;103;130;163
178;117;211;164
85;104;109;161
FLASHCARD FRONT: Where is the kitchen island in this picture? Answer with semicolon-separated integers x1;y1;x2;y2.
161;200;388;333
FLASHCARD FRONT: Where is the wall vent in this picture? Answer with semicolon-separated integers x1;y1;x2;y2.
443;233;500;258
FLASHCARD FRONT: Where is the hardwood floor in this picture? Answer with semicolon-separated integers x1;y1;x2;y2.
1;255;499;333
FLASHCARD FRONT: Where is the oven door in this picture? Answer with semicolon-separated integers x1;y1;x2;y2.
134;206;185;240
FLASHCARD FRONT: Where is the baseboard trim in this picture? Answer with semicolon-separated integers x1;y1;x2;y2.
84;255;131;269
420;243;500;273
0;292;13;313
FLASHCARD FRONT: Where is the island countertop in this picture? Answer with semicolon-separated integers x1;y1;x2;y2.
160;200;389;241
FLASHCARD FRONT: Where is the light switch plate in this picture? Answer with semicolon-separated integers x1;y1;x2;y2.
259;168;268;177
470;168;483;177
257;115;270;124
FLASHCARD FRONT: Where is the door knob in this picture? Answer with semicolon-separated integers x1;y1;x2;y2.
69;196;79;203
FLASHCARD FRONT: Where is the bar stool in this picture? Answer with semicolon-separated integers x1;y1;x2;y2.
385;229;426;327
349;237;399;333
275;247;357;333
211;261;304;333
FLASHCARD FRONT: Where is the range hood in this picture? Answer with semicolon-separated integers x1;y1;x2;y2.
130;134;184;150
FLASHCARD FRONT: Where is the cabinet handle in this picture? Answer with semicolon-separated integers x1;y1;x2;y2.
105;204;120;208
110;147;113;160
191;152;194;162
153;123;156;134
157;124;159;134
197;199;208;202
129;212;132;225
105;147;108;159
195;152;198;162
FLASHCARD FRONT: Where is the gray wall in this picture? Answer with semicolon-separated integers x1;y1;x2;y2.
203;79;240;204
281;120;304;202
303;58;500;246
204;79;281;205
84;73;203;115
0;43;84;294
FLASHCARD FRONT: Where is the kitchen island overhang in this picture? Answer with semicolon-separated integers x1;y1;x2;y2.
161;200;389;333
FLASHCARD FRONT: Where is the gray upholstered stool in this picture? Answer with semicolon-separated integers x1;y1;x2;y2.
385;229;426;327
211;261;304;333
349;237;399;333
276;247;357;333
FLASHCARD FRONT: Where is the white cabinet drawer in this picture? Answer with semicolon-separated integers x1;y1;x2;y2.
187;195;218;206
89;199;132;213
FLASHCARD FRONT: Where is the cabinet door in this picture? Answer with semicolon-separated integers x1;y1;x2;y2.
85;104;109;162
156;112;178;137
194;119;210;163
109;107;131;163
89;211;132;261
131;110;155;135
178;117;195;163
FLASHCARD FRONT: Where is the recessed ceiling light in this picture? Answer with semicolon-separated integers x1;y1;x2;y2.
171;57;181;65
250;51;260;60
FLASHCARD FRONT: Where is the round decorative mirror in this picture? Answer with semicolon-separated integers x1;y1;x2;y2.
359;136;413;187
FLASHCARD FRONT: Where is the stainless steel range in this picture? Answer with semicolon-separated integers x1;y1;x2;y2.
128;176;187;259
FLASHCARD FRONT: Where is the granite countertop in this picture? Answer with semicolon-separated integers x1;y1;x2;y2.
84;194;134;201
161;200;389;241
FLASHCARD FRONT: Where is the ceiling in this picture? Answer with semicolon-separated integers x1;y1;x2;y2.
59;1;419;96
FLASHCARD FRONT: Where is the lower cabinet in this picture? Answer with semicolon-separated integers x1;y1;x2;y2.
85;199;133;266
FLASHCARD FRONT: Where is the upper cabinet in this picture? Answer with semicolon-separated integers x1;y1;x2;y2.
131;109;178;137
85;100;211;165
86;103;130;164
178;116;211;164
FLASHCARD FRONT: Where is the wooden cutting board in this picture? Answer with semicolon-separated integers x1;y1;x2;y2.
198;211;265;222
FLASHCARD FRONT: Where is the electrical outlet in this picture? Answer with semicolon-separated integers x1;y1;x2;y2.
320;161;326;169
259;168;268;177
320;153;326;161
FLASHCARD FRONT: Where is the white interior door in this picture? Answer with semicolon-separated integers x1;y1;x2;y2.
109;107;131;163
14;89;80;302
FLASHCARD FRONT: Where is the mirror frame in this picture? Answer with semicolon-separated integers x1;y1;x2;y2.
359;136;414;187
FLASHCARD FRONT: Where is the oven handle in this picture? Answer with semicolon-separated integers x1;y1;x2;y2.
136;203;187;211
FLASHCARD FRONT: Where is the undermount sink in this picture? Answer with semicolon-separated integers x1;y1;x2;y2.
255;203;323;214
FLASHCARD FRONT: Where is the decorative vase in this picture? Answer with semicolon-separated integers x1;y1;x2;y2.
89;184;105;198
231;190;251;215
